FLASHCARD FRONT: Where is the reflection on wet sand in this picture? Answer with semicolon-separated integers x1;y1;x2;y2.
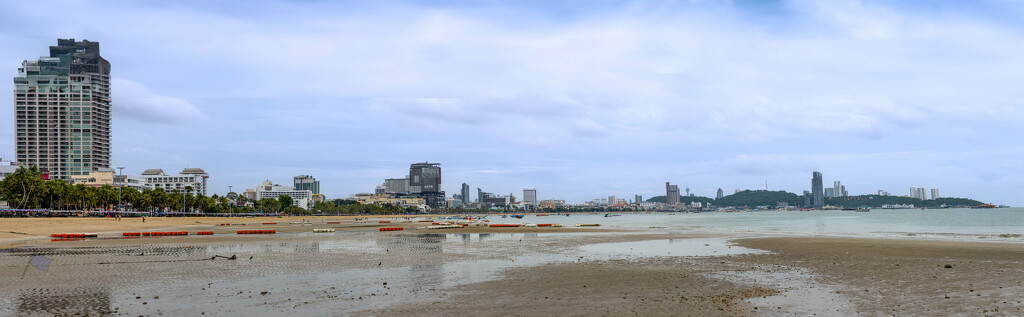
375;234;446;253
18;287;111;316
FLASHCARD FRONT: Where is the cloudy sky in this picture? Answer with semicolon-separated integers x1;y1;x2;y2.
2;0;1023;205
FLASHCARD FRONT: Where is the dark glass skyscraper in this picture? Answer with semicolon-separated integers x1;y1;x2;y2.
14;39;111;179
294;175;320;194
811;171;824;208
409;162;443;208
666;182;680;205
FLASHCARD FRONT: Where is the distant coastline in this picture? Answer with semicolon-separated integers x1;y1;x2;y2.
647;190;988;208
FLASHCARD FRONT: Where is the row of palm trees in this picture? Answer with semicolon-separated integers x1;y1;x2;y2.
0;166;242;213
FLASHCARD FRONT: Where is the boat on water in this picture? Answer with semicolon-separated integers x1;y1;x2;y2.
856;208;870;212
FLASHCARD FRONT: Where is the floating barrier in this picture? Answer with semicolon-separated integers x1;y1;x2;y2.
536;224;554;227
326;222;341;224
122;232;141;237
147;231;188;236
313;228;335;233
418;220;433;222
575;223;600;227
219;223;231;226
551;224;564;227
379;227;403;231
196;231;214;235
524;224;538;227
51;238;84;242
262;222;277;225
378;220;391;223
237;230;276;234
51;233;91;238
489;224;520;228
428;225;462;229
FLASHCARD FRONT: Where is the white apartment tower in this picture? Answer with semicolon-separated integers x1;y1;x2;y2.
14;39;111;179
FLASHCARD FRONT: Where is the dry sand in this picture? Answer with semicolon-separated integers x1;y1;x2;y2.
369;237;1024;316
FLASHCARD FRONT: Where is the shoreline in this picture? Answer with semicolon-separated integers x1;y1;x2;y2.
0;215;625;248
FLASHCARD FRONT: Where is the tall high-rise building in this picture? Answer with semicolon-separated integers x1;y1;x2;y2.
716;188;724;200
461;183;470;204
14;39;111;179
635;195;643;204
930;188;940;200
409;162;441;193
294;175;320;195
803;191;811;207
523;188;537;206
909;187;928;200
408;162;443;208
383;178;409;194
811;172;824;208
666;182;680;205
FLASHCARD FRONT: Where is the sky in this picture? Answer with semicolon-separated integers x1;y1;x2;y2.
1;0;1023;205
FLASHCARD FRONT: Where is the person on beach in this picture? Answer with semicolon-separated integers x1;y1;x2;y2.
142;216;146;223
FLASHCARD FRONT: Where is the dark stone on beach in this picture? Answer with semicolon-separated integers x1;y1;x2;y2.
261;291;269;295
944;264;953;268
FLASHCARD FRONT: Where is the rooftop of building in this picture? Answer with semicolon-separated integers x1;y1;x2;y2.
181;168;207;174
141;169;165;175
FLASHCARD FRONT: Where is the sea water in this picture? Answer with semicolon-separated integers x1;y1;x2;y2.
492;208;1024;242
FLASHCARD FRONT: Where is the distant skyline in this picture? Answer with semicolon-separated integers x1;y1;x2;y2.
2;1;1023;205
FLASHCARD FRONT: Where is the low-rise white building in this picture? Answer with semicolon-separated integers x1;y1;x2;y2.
253;180;312;209
140;168;209;195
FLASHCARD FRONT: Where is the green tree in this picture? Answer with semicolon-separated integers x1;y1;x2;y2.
121;187;140;211
257;198;281;213
278;195;293;209
0;166;45;209
39;179;70;210
97;185;117;210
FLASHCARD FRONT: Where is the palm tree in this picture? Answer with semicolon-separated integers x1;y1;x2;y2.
98;185;117;210
183;186;194;213
121;187;140;211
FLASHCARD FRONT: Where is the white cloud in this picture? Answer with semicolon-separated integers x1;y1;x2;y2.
111;79;207;124
4;0;1023;204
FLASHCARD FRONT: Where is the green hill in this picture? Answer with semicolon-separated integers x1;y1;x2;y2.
825;195;983;208
648;191;986;208
648;190;800;207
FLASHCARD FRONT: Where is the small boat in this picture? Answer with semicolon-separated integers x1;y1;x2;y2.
856;208;870;212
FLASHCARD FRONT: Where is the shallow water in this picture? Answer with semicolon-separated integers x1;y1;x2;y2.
489;208;1024;242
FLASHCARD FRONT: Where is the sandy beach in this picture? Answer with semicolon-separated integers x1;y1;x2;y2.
1;216;1021;316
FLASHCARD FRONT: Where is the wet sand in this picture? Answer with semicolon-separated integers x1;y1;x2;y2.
0;216;615;248
1;217;1022;316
